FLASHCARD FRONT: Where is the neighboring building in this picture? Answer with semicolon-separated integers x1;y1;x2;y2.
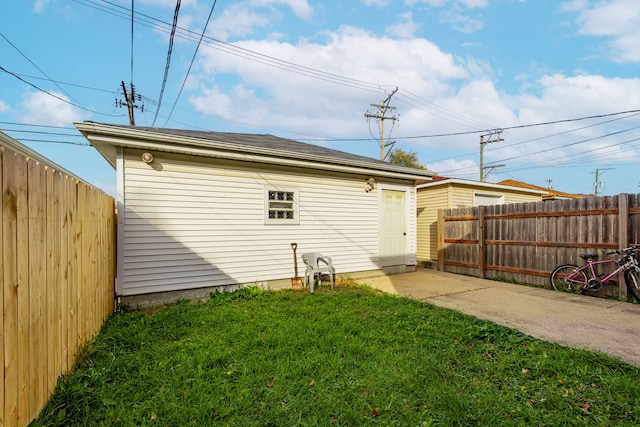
416;177;546;265
497;179;583;200
76;122;434;305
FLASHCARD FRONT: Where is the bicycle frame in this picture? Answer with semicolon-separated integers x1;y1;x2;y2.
576;258;624;284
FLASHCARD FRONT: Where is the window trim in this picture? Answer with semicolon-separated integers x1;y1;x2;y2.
264;187;300;225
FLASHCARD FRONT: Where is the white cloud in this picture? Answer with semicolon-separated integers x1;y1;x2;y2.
362;0;391;7
249;0;313;19
190;84;265;121
404;0;486;33
33;0;49;13
440;10;484;33
457;0;487;7
559;0;588;12
386;12;419;39
496;73;640;167
191;26;470;135
567;0;640;63
0;100;10;113
19;91;83;126
186;11;640;179
528;73;640;117
405;0;488;9
207;4;271;40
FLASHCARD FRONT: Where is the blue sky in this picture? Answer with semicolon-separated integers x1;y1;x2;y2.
1;0;640;196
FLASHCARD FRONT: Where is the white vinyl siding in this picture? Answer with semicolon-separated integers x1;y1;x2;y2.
120;150;391;295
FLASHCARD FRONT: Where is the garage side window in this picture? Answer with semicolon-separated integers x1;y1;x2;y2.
474;193;504;207
265;188;300;224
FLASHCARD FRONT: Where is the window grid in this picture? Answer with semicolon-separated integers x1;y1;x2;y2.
267;190;296;222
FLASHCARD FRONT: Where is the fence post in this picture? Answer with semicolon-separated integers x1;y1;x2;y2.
479;207;486;279
437;210;444;271
618;194;629;300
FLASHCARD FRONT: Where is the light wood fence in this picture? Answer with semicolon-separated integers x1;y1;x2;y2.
1;147;116;427
437;193;640;298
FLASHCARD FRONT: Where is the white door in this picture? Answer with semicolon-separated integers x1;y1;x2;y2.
380;190;406;267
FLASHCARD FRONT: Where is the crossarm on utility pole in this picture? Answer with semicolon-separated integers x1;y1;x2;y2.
364;87;399;160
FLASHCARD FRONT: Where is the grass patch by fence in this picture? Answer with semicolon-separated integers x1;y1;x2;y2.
31;286;640;426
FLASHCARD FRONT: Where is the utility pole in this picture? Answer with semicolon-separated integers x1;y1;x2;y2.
592;168;614;196
117;81;144;126
365;87;398;160
479;129;504;181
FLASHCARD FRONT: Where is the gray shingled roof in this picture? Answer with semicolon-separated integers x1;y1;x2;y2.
78;122;434;180
102;123;432;177
114;125;391;165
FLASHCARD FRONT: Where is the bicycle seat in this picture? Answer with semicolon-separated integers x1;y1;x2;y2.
579;253;599;260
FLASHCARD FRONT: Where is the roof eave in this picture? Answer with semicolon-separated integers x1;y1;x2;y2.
76;122;434;181
417;178;547;195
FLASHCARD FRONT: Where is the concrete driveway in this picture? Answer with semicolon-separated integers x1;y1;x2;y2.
362;268;640;367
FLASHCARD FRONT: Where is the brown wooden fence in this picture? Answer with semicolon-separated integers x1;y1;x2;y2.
1;147;116;427
437;194;640;298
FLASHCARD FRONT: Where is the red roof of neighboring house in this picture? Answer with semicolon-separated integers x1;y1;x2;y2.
417;175;448;185
497;179;582;200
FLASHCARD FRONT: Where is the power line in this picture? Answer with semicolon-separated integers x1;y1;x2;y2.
130;0;135;86
152;0;181;127
0;31;84;107
6;73;116;94
396;88;493;131
483;125;640;168
72;0;393;94
425;111;640;167
0;128;84;138
164;0;218;126
10;138;91;146
482;111;640;168
498;136;640;173
0;65;120;116
295;109;640;143
0;121;77;129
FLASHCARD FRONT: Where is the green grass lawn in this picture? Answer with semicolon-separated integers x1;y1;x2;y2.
31;285;640;426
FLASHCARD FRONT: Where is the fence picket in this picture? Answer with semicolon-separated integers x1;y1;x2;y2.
0;148;4;427
27;159;47;418
3;149;19;427
15;153;29;426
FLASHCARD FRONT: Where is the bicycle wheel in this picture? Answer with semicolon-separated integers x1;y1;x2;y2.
550;264;586;292
624;269;640;303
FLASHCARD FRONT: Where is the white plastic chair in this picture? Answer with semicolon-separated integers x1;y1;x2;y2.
301;252;335;293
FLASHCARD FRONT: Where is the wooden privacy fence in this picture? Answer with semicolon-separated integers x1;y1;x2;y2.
437;193;640;298
1;147;116;427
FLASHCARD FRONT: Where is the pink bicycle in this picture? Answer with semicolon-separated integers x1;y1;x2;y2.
549;246;640;303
